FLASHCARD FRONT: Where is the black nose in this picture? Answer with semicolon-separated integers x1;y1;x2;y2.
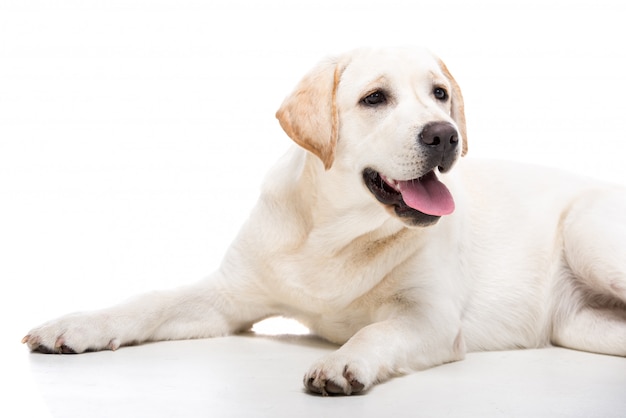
418;121;459;172
419;121;458;150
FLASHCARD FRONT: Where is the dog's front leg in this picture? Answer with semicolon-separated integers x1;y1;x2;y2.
23;271;269;354
304;314;465;396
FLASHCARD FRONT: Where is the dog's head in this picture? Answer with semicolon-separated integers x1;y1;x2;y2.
276;47;467;227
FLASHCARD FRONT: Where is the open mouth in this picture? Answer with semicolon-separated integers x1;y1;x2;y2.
363;168;455;224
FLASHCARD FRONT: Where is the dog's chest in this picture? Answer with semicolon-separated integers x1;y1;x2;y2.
266;226;427;313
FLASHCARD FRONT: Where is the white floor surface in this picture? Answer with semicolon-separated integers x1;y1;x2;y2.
7;325;626;418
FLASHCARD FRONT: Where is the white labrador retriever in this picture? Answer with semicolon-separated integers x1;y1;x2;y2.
23;47;626;396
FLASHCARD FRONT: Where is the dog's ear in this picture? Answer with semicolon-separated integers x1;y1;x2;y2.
276;58;344;170
439;59;468;156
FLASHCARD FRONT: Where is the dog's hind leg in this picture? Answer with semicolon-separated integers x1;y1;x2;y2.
551;302;626;356
551;189;626;356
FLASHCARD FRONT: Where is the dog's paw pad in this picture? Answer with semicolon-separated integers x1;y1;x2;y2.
22;334;77;354
56;338;77;354
343;370;365;393
23;312;120;354
304;364;368;396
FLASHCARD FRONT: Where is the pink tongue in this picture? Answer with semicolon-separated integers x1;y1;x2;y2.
397;172;455;216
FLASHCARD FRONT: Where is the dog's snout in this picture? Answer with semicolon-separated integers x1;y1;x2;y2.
419;122;458;149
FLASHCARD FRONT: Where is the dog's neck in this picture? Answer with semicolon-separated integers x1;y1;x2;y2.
295;149;412;253
229;147;429;309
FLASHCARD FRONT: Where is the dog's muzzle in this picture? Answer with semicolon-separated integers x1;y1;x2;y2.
362;121;459;227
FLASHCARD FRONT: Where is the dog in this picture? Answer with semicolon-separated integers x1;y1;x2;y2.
23;47;626;396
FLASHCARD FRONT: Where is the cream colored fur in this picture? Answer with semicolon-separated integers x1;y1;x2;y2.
23;47;626;396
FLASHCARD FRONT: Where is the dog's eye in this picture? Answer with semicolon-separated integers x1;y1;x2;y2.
361;91;387;106
433;87;449;101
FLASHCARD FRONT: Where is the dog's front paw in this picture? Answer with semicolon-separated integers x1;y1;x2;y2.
22;312;121;354
304;354;373;396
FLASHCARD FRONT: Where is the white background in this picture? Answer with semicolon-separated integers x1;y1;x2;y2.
1;0;626;398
